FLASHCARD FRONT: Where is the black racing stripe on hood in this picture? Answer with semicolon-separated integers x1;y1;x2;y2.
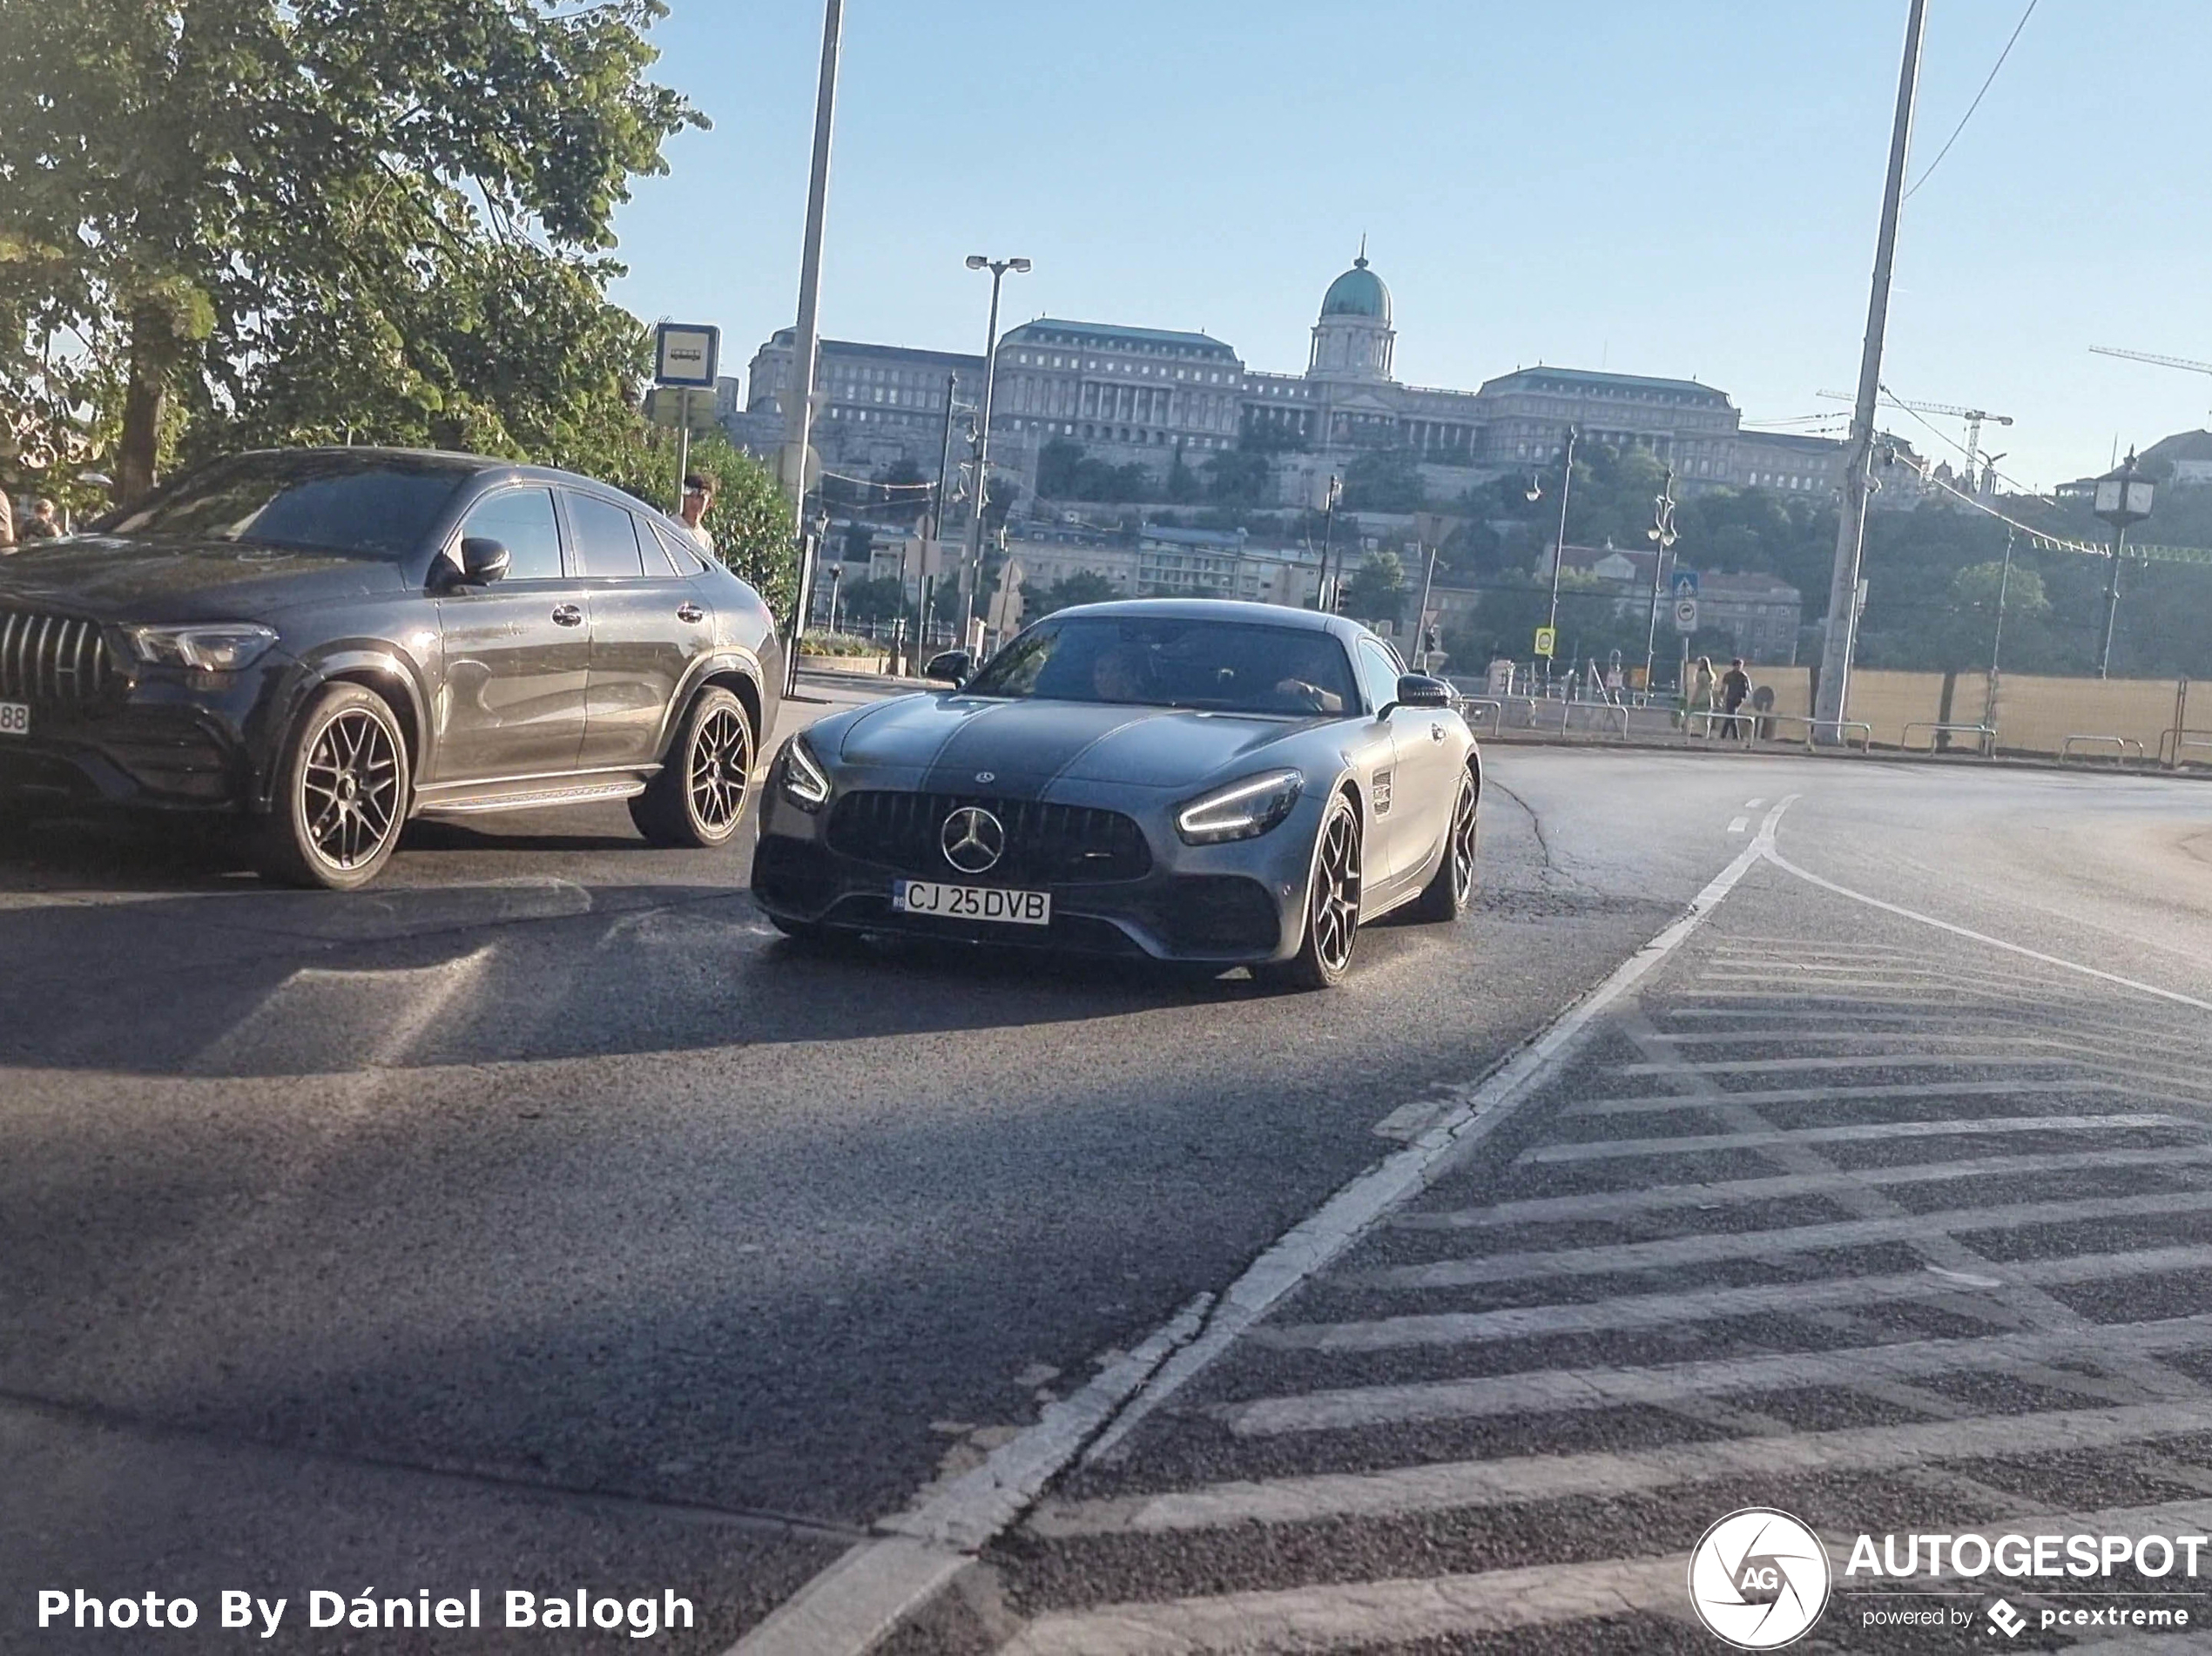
916;700;1154;800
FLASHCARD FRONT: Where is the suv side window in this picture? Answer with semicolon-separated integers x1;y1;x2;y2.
456;487;563;582
564;491;647;579
1355;639;1403;713
651;520;710;576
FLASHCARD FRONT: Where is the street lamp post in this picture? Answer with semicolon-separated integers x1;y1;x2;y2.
1314;474;1343;609
1546;426;1578;643
1990;527;2014;677
2092;448;2153;679
960;255;1030;651
1643;468;1677;696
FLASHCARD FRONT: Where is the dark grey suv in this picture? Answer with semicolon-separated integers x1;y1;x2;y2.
0;448;784;888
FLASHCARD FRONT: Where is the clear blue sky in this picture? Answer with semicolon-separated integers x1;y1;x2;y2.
610;1;2212;490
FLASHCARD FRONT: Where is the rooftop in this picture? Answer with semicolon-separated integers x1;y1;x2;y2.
1004;320;1241;360
1480;366;1734;407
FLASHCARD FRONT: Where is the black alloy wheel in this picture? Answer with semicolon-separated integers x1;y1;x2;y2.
632;685;754;849
260;682;411;891
1410;769;1480;922
1265;792;1363;990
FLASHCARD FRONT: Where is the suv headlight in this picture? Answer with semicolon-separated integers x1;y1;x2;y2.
1176;768;1303;845
779;732;832;811
127;623;279;672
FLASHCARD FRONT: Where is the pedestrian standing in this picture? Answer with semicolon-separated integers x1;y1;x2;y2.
19;498;60;541
0;485;15;555
1720;656;1751;743
1686;656;1716;737
678;473;716;558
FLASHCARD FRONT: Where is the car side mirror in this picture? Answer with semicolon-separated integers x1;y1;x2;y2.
1384;672;1453;716
924;649;973;685
460;537;510;583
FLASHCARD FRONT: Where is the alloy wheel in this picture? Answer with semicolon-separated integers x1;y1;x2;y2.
687;704;752;833
1311;806;1362;974
301;708;401;871
1449;776;1479;905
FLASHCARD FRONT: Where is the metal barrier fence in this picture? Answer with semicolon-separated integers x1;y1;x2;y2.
1902;721;1998;757
2160;729;2212;768
2060;733;2146;763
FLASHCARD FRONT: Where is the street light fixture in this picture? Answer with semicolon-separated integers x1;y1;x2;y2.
959;255;1032;647
2091;448;2153;679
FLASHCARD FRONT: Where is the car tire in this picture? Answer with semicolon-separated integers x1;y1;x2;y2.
632;686;754;849
1262;791;1363;991
1407;768;1480;923
258;682;411;891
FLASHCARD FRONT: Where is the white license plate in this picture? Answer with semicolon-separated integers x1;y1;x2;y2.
0;702;26;737
894;879;1052;926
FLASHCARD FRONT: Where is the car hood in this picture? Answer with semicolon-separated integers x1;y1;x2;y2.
831;693;1316;795
0;535;412;620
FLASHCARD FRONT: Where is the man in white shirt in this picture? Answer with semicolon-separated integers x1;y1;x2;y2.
678;473;715;557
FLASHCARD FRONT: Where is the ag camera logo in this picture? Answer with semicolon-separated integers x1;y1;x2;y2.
1688;1507;1832;1649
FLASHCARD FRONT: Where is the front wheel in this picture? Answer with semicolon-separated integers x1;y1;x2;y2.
1262;792;1363;990
258;682;411;890
1408;769;1479;922
632;687;755;848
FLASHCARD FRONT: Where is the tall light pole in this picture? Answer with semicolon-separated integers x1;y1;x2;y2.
780;0;844;539
2093;448;2153;679
1317;474;1344;609
959;255;1030;649
1989;527;2014;677
1542;426;1579;687
1813;0;1929;742
1643;468;1677;694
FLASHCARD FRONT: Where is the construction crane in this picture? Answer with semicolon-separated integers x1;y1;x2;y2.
2089;346;2212;377
1817;387;2014;492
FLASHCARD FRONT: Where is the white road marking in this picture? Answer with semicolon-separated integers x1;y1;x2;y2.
997;1555;1688;1655
1342;1195;2212;1291
1396;1144;2212;1228
1213;1311;2212;1437
1521;1111;2180;1164
1614;1052;2138;1076
1727;815;1750;834
1266;1245;2212;1351
727;1297;1211;1656
1743;798;1765;809
1764;847;2212;1014
1029;1401;2212;1537
1567;1080;2129;1118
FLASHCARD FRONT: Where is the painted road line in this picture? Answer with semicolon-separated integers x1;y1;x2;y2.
997;1555;1687;1656
1341;1196;2212;1291
1395;1144;2212;1228
1612;1053;2133;1075
1029;1401;2212;1538
1073;796;1805;1468
1212;1311;2212;1437
1764;848;2212;1014
732;800;1803;1655
1744;798;1766;809
1727;816;1750;834
1271;1244;2212;1351
727;1296;1211;1656
1520;1111;2183;1165
1567;1079;2122;1118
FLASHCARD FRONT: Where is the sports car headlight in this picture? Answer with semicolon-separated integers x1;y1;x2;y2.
1176;768;1303;845
779;732;831;811
127;623;279;672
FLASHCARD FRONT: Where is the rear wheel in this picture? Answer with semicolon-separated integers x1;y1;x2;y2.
1408;769;1480;922
632;686;754;848
259;683;410;891
1262;792;1362;990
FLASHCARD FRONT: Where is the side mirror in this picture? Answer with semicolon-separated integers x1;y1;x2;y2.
924;649;973;685
1386;672;1453;715
460;537;510;583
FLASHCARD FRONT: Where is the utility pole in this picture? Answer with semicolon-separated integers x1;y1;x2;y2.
1643;468;1677;694
1813;0;1928;743
780;0;843;537
1990;527;2014;676
2093;448;2153;678
1545;426;1578;687
960;257;1030;650
1313;475;1342;608
1413;540;1439;669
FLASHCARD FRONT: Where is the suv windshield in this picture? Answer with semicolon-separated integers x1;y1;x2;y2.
963;615;1358;717
98;453;474;558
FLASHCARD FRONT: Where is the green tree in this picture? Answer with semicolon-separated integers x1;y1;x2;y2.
1029;569;1120;616
0;0;698;499
1204;447;1272;507
1165;445;1202;503
837;576;908;625
1343;548;1407;623
1342;446;1424;512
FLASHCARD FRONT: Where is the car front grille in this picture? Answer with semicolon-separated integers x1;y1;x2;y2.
0;609;116;703
827;791;1152;885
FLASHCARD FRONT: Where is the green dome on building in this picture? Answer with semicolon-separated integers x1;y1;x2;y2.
1319;250;1390;325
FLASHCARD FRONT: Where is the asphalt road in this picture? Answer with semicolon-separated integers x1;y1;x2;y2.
3;694;2208;1653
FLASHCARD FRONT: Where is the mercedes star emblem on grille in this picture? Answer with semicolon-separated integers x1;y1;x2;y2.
940;806;1006;875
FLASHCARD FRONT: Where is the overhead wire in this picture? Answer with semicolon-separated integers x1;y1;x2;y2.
1903;0;2040;199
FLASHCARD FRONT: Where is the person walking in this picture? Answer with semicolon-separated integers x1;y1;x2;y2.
1685;655;1717;737
1720;656;1751;743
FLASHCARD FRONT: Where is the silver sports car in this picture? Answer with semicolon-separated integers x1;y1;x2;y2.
750;599;1480;986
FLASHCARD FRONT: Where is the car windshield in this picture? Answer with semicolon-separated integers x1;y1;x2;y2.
96;453;473;558
962;615;1358;717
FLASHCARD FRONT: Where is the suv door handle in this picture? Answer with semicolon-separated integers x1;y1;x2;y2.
551;603;583;627
676;602;705;623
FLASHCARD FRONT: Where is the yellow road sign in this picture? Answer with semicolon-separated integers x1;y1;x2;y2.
1534;625;1557;658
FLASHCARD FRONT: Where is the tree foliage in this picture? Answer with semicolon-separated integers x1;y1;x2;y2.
1029;569;1121;616
1342;548;1406;623
1342;445;1424;513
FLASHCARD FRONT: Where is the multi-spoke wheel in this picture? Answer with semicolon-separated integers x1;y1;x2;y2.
632;686;755;849
259;683;411;890
1410;767;1480;922
1264;792;1364;990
